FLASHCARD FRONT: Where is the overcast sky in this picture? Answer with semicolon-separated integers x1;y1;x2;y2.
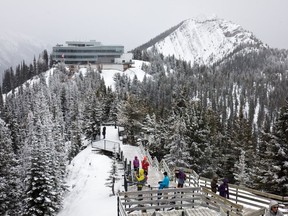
1;0;287;52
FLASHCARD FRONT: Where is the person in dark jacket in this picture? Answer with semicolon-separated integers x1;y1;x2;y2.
218;178;229;199
265;200;284;216
176;169;186;188
211;175;218;193
133;156;140;173
102;126;106;139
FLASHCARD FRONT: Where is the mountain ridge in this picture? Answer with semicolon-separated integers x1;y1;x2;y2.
0;32;51;80
133;17;267;66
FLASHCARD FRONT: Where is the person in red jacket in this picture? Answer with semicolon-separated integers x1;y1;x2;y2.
141;156;149;176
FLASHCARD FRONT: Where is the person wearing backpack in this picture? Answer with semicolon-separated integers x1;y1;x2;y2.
177;169;186;188
218;178;229;199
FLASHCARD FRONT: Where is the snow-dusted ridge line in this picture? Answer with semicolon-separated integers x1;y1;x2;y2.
145;17;266;66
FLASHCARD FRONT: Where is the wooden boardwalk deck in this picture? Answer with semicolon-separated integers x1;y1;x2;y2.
128;207;219;215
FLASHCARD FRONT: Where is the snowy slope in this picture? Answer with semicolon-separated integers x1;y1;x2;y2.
0;31;50;79
146;16;266;65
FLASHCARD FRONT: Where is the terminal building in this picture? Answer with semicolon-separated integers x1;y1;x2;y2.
51;40;124;65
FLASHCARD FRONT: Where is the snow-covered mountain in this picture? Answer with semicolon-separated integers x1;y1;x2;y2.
135;16;267;65
0;32;51;80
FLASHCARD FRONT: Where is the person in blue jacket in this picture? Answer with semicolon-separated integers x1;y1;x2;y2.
158;171;170;189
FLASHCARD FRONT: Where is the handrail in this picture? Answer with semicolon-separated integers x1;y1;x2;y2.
245;208;266;216
118;187;203;213
117;195;128;216
125;137;287;215
152;157;159;171
159;159;172;180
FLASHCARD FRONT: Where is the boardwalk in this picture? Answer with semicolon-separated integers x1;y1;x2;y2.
92;126;287;216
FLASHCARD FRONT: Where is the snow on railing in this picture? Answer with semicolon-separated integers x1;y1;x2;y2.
138;142;172;179
152;157;159;171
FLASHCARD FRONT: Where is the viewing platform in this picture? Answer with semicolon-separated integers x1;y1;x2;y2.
91;126;288;216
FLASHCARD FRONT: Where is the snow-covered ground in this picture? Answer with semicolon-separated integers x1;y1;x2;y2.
57;126;124;216
57;125;176;216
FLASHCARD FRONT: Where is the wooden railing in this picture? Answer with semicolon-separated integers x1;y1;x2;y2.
91;139;121;155
202;188;244;215
118;187;203;214
119;137;287;215
139;143;172;179
188;174;288;215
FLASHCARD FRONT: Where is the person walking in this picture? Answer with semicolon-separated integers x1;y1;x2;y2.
218;178;229;199
133;156;140;173
176;169;186;188
102;126;106;139
141;156;149;176
265;200;284;216
211;175;218;193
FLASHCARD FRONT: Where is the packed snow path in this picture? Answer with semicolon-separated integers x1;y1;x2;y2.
57;126;171;216
92;126;172;189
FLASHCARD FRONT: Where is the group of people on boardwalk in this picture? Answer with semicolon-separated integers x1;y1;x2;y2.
210;175;229;199
210;175;284;215
133;156;149;191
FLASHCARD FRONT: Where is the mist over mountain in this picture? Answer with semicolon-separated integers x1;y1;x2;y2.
133;16;267;65
0;32;51;81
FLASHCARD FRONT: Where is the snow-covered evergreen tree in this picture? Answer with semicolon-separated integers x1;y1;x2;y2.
0;119;21;215
234;150;249;185
105;148;120;196
164;116;190;168
261;99;288;195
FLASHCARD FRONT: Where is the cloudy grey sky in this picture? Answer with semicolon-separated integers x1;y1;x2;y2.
1;0;287;52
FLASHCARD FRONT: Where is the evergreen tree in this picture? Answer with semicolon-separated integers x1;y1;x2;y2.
105;148;120;196
233;150;249;185
23;89;63;215
164;115;190;168
0;119;21;215
117;95;147;144
261;99;288;195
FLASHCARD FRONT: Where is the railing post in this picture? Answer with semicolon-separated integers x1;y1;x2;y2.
128;161;131;176
117;195;120;216
124;174;128;192
235;187;238;204
104;140;106;150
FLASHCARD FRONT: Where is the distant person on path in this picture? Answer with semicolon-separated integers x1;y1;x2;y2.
211;175;218;193
218;178;229;199
133;156;140;173
176;169;186;188
265;200;284;216
102;126;106;139
141;156;149;176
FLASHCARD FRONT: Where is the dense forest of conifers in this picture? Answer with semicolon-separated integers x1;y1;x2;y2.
0;46;287;215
